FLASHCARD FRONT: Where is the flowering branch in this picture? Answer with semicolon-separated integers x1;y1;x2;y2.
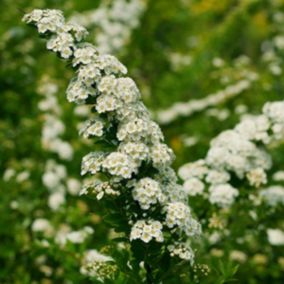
156;58;258;124
23;9;201;283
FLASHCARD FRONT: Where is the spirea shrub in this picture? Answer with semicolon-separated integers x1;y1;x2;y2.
23;9;201;283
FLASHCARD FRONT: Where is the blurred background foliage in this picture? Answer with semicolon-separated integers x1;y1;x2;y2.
1;0;284;283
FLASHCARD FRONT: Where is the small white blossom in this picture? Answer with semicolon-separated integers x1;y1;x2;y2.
130;220;164;243
168;242;194;262
102;152;137;178
209;184;239;207
151;143;174;168
246;168;267;188
267;229;284;246
80;119;104;138
132;178;165;209
73;45;98;66
81;152;105;175
261;186;284;206
183;178;205;196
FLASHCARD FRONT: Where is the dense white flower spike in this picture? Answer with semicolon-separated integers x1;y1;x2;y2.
179;100;284;207
23;9;200;264
69;0;147;54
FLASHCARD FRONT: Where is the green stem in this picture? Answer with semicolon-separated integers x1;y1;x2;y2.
145;262;154;284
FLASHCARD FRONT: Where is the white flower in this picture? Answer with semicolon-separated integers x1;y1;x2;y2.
80;249;114;280
98;75;117;94
165;202;190;229
66;79;93;103
73;45;97;66
205;170;230;184
115;77;140;103
208;184;239;207
261;186;284;206
132;178;165;209
67;178;81;195
83;249;113;263
168;242;194;262
3;168;16;181
51;140;73;160
42;171;61;189
117;118;148;142
130;220;164;243
246;168;267;187
267;229;284;246
96;54;127;75
78;63;102;86
66;226;94;244
42;161;66;190
96;94;121;113
273;171;284;181
32;218;53;234
81;152;105;175
118;142;149;163
151;143;174;168
46;32;74;58
102;152;137;178
229;250;247;263
183;178;205;196
82;179;120;199
35;10;64;34
178;160;208;180
16;171;30;183
48;191;65;211
80;119;104;138
236;115;270;143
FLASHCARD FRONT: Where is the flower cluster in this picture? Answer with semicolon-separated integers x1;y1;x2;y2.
165;202;190;228
132;178;165;209
27;184;95;246
260;186;284;207
69;0;147;54
42;160;67;211
24;9;200;265
82;178;120;200
79;119;104;138
267;229;284;246
179;100;284;207
168;242;194;262
130;220;164;243
208;184;239;207
80;249;117;282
